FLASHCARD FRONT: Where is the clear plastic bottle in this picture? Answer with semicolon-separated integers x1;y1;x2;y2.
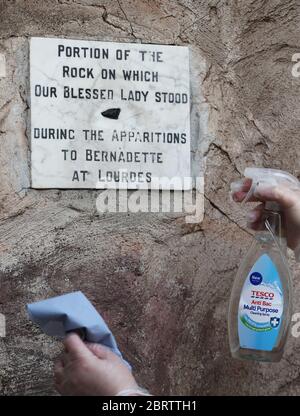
228;168;299;362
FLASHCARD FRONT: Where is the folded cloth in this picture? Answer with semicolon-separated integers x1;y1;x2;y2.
27;291;130;368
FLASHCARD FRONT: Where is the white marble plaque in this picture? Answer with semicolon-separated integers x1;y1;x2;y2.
30;37;191;189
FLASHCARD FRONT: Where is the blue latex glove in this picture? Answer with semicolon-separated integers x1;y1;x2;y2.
27;291;130;368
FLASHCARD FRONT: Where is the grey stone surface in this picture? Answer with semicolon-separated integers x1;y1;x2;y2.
0;0;300;396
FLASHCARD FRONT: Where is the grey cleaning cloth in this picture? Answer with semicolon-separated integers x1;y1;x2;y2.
27;291;130;368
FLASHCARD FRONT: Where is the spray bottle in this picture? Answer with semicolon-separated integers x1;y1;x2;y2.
228;167;299;362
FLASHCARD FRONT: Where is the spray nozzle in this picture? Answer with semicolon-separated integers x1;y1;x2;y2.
242;167;299;211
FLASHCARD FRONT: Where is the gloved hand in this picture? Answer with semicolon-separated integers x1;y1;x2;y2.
231;178;300;257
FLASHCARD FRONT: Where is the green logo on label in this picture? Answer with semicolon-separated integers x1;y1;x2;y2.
240;315;272;332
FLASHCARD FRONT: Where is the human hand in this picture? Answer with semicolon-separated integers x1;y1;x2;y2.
54;333;138;396
231;178;300;251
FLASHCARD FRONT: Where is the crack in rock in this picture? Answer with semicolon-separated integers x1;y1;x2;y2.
204;195;252;237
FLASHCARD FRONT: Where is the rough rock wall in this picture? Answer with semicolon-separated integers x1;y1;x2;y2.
0;0;300;396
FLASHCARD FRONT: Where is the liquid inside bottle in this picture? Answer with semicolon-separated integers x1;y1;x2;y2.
228;210;292;362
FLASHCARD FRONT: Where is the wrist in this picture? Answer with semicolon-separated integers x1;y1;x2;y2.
115;386;151;396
